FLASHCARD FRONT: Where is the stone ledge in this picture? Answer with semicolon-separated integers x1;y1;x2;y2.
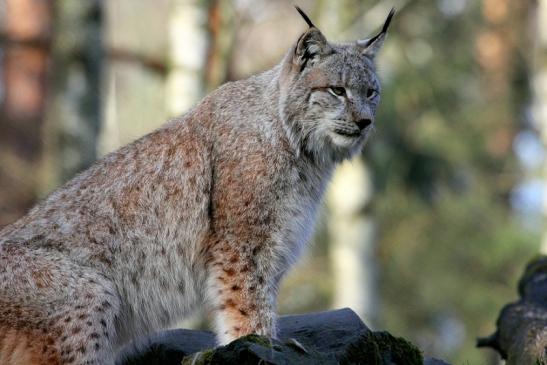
116;308;449;365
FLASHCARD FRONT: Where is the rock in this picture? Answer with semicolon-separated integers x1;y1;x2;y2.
182;331;423;365
277;307;369;354
477;256;547;365
116;328;215;365
181;334;337;365
338;331;423;365
117;308;446;365
116;308;366;365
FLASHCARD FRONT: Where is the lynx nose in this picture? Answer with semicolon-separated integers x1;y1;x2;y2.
355;118;372;131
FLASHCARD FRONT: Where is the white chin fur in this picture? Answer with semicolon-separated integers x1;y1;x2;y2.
328;131;362;148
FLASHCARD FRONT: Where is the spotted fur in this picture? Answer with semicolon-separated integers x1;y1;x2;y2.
0;8;392;364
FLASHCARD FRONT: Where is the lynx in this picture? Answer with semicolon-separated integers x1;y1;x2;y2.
0;7;394;365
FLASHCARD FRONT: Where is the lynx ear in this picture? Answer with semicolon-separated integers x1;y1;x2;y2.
293;6;332;71
357;8;395;58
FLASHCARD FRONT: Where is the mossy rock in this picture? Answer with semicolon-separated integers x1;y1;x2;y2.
181;334;335;365
340;331;423;365
181;332;423;365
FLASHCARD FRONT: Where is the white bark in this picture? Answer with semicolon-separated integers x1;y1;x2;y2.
327;159;377;324
319;1;379;325
166;0;208;116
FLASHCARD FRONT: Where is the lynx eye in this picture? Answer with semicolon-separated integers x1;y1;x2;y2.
366;88;378;99
328;86;346;97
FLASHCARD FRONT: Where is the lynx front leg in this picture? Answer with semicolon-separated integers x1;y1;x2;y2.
208;244;280;344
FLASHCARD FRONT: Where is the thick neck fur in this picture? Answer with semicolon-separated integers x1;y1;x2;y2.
203;61;337;173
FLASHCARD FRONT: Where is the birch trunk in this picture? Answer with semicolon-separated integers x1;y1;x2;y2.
319;1;378;325
327;160;377;324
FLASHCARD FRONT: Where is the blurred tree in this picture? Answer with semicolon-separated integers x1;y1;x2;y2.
100;0;234;154
99;0;171;155
318;0;383;326
327;159;378;325
202;0;235;92
166;0;209;117
0;0;52;227
41;0;103;193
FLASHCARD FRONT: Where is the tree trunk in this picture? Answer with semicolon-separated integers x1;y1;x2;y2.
41;0;103;194
99;0;171;155
320;0;379;325
0;0;52;227
327;160;377;325
165;0;209;117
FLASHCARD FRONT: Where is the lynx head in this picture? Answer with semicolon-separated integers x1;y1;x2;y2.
278;7;394;164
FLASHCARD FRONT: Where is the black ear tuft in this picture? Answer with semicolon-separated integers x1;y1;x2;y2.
381;8;396;34
358;8;396;58
292;5;332;71
294;5;316;28
363;8;396;48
